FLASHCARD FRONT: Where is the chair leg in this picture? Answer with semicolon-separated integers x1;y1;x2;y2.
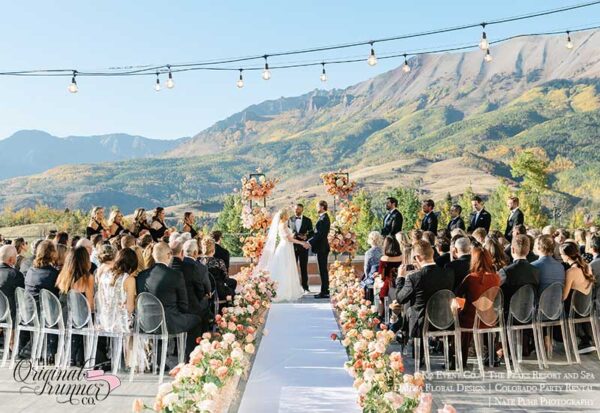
443;336;450;372
9;327;21;369
537;325;549;369
158;338;168;384
1;327;11;368
567;319;580;364
507;328;520;374
63;331;72;368
177;333;186;365
423;334;431;373
560;320;573;364
589;317;600;361
413;337;421;373
498;328;511;374
129;335;138;382
30;331;40;367
55;332;65;368
111;336;123;375
473;331;485;378
487;332;494;368
90;333;99;369
454;331;463;375
530;325;544;370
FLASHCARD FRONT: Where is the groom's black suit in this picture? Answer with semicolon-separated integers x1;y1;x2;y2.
289;215;313;291
308;213;331;296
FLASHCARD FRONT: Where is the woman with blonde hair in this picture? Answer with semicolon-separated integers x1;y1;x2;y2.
361;231;384;300
132;208;151;238
86;206;108;239
107;209;125;239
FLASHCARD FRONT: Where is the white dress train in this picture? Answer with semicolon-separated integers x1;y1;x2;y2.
267;223;305;302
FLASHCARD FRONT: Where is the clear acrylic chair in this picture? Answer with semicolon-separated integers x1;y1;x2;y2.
536;282;572;367
567;289;600;364
64;290;95;368
0;291;13;367
10;287;40;369
422;289;462;374
129;292;186;384
90;294;125;375
471;286;511;377
506;285;543;372
37;289;65;367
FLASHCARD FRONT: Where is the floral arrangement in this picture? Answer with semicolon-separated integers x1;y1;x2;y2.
321;171;357;199
136;266;277;413
328;201;360;257
334;201;360;227
241;205;272;232
240;233;266;260
240;176;279;201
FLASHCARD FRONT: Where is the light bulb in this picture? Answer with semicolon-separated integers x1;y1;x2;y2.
402;54;411;73
320;64;327;82
367;44;378;66
262;56;271;80
68;71;78;93
479;24;489;50
566;31;574;49
237;70;244;88
166;66;175;89
154;72;161;91
484;49;493;62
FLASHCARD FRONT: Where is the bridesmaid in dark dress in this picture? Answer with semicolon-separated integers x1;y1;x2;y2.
108;209;126;239
86;206;108;239
132;208;152;237
182;211;198;238
150;207;168;242
378;236;403;316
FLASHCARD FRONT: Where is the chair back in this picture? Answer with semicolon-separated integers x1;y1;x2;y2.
0;290;11;324
67;290;92;329
537;282;564;321
473;286;503;327
570;289;592;317
509;285;535;324
40;289;64;329
424;289;456;331
135;292;167;335
15;287;38;327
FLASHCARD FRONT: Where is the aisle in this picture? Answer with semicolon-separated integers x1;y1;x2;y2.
237;302;360;413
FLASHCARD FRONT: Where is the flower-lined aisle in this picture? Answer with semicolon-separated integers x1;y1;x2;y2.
322;170;455;413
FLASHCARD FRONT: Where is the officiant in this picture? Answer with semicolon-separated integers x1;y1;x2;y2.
289;203;313;293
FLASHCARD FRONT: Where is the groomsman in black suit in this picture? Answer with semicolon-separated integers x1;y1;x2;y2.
504;196;524;242
467;195;492;233
447;204;466;232
305;200;331;299
420;199;438;233
289;203;313;293
381;197;403;237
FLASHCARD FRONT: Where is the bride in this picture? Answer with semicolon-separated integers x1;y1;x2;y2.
256;208;306;302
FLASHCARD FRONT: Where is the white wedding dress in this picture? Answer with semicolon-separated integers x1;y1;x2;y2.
256;213;304;302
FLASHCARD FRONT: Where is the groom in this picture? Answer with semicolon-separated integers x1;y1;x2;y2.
289;203;313;293
303;200;331;299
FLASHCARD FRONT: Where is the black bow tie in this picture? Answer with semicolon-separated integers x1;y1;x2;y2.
295;217;302;220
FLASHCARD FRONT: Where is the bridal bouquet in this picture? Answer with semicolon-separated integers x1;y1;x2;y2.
241;205;272;231
240;233;266;260
241;176;279;201
321;171;357;199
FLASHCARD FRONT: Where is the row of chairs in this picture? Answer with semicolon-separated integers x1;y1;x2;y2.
0;288;185;383
418;282;600;377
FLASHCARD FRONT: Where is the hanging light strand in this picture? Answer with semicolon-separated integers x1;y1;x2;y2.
262;55;271;80
237;69;244;88
367;42;378;66
320;63;327;82
68;70;78;93
166;65;175;88
566;30;574;48
154;72;161;91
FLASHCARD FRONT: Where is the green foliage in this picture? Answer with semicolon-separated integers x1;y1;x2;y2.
510;150;549;192
214;194;243;256
0;204;88;235
388;187;421;230
437;192;454;231
457;185;476;224
485;183;512;231
353;190;379;253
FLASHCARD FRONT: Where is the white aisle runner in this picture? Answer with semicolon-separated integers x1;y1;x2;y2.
237;302;360;413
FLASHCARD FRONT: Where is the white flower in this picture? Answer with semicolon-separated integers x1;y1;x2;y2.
231;348;244;360
157;382;173;397
363;368;375;382
222;333;236;344
162;392;179;407
358;382;371;395
203;382;219;396
196;399;216;412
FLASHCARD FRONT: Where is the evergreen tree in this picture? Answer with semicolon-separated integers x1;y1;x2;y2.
214;194;244;256
437;192;454;231
353;190;378;253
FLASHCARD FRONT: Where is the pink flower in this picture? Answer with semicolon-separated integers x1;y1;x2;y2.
438;404;457;413
132;398;144;413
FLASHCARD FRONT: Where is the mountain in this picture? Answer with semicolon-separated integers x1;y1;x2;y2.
0;130;188;179
1;30;600;213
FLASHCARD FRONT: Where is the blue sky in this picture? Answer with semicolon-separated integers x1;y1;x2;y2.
0;1;598;140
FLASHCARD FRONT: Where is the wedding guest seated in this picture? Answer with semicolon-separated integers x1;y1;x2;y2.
445;237;471;290
532;235;565;293
484;236;509;271
200;237;236;301
76;238;98;275
395;240;454;365
378;236;403;316
574;229;588;256
526;235;539;263
499;234;540;314
590;235;600;282
13;238;27;272
212;231;230;273
95;244;117;282
422;231;439;259
560;242;596;354
18;239;43;275
56;246;95;311
554;229;570;261
136;242;202;361
25;240;60;300
434;237;451;268
54;244;68;271
183;239;211;311
504;224;527;263
137;233;154;250
472;228;487;245
0;245;25;319
455;246;501;369
121;234;145;275
361;231;384;300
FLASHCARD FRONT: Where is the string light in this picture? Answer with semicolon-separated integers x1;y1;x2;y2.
367;42;378;66
479;23;489;50
166;65;175;89
237;69;244;88
402;54;411;73
320;63;327;82
68;71;78;93
262;55;271;80
154;72;161;91
484;48;493;62
566;30;574;48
